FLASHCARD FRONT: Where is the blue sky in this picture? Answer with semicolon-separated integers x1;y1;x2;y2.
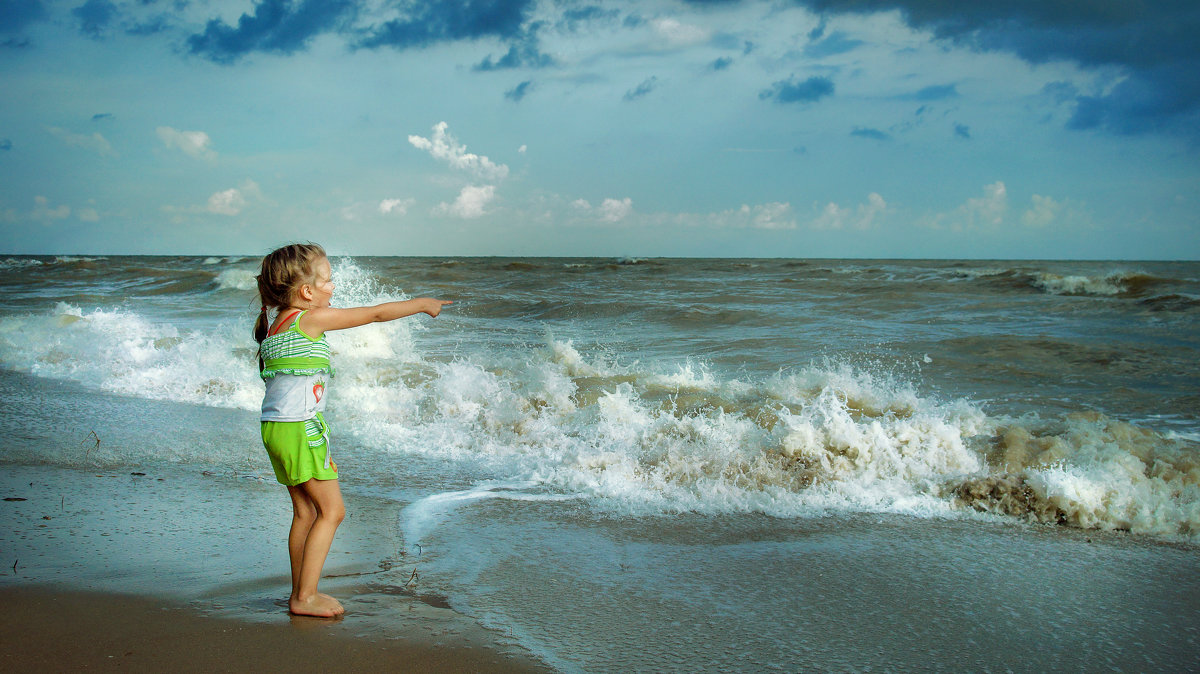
1;0;1198;259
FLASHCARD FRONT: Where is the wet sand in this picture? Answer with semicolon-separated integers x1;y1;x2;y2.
0;462;548;672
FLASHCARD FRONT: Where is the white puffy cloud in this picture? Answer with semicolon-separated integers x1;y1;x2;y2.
710;202;797;229
964;181;1007;226
204;179;261;216
599;197;633;222
435;185;496;219
811;193;887;230
32;196;70;221
379;198;415;215
47;127;116;157
207;188;245;216
925;181;1008;230
156;127;216;161
652;18;710;46
77;208;100;222
1022;194;1061;227
408;122;509;182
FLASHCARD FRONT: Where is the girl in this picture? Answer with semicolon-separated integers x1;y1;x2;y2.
254;243;450;618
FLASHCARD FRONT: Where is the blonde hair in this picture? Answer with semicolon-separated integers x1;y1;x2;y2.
253;243;326;370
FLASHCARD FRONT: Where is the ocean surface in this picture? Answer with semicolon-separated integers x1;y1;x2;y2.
2;255;1198;670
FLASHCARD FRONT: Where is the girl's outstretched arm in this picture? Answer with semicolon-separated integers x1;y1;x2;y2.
300;299;451;338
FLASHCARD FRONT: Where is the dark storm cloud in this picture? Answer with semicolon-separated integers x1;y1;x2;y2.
793;0;1200;136
850;126;890;141
759;75;834;104
682;0;1200;136
358;0;534;50
0;0;47;37
73;0;118;39
188;0;356;63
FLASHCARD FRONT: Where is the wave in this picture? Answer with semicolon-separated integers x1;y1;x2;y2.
955;267;1179;298
0;257;44;270
2;261;1196;541
213;267;258;292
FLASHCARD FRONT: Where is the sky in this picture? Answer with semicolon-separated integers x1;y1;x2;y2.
1;0;1198;259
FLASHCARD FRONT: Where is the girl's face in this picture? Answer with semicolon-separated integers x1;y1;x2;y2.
305;256;335;308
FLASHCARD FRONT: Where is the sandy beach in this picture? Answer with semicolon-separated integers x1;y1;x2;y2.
2;585;546;672
0;461;548;672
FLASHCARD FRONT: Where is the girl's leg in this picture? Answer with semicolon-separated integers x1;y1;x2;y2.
288;477;346;617
285;485;317;599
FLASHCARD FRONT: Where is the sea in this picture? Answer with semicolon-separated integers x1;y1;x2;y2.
2;255;1198;671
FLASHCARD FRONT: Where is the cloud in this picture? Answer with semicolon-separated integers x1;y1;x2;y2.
32;196;70;221
77;207;100;222
803;30;864;58
710;56;733;71
710;202;796;230
156;126;216;161
811;193;887;230
623;76;658;101
560;6;620;32
126;15;171;37
759;75;834;104
91;113;114;122
954;122;971;139
925;181;1008;230
651;17;710;46
782;0;1200;137
518;144;527;154
907;84;958;101
408;122;509;181
1021;194;1061;228
203;179;262;216
474;26;554;71
0;138;11;151
435;185;496;219
505;80;533;102
187;0;356;63
963;181;1007;226
850;127;891;141
599;197;633;222
73;0;117;39
47;127;117;157
359;0;534;50
1;0;48;42
207;189;245;216
379;198;415;215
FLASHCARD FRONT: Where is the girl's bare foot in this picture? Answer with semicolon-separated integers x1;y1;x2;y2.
289;592;345;617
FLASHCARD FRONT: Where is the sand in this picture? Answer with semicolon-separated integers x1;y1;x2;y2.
0;463;549;672
1;585;547;672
